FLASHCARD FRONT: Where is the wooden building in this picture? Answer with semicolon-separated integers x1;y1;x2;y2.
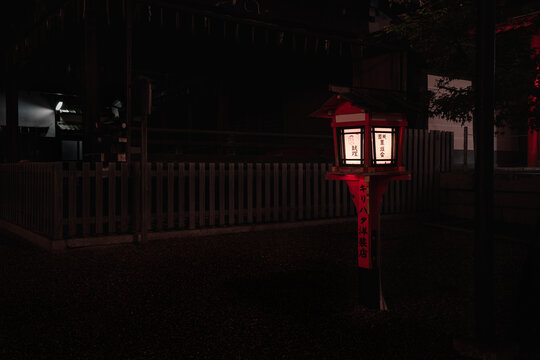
0;0;417;163
0;1;459;249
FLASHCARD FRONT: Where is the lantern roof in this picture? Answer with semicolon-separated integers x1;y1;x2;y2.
311;86;417;119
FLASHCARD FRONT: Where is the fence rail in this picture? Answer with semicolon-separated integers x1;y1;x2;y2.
0;129;453;241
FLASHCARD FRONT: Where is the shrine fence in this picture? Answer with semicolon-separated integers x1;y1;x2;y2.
0;130;453;243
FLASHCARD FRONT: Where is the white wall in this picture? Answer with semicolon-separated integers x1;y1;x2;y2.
18;91;56;137
0;91;55;137
427;75;474;151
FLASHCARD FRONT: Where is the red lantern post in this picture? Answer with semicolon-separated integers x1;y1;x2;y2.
313;92;410;310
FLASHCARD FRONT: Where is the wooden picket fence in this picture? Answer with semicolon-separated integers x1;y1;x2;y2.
382;129;453;214
0;162;62;239
0;129;453;241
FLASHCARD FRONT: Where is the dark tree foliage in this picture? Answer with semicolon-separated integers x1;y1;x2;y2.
384;0;540;130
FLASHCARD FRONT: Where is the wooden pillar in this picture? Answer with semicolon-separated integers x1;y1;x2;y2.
140;101;149;242
529;35;540;167
473;0;495;345
327;172;410;310
53;162;64;240
134;77;152;242
82;0;100;161
5;54;19;162
349;177;391;310
527;128;539;167
125;0;134;162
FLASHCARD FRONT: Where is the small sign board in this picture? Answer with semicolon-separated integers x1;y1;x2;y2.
356;178;371;269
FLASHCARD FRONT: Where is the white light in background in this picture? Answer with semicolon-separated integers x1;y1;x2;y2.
55;101;63;111
18;96;56;137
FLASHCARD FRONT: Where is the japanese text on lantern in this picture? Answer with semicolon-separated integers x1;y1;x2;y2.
373;127;393;164
343;128;362;165
357;180;370;268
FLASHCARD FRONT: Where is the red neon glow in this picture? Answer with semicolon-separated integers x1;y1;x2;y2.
467;13;538;35
528;34;540;166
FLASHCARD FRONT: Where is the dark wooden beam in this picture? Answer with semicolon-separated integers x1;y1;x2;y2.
473;0;495;345
125;0;134;162
82;0;100;160
5;55;20;162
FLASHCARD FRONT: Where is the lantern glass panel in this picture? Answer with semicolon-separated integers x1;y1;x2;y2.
339;127;364;166
371;127;396;166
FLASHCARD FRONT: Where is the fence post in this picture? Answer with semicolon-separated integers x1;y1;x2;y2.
178;162;185;229
289;163;296;221
247;163;253;223
426;132;434;211
265;163;271;222
120;162;129;232
320;163;327;218
327;163;334;218
297;163;304;220
167;163;174;229
256;163;262;223
219;163;225;226
464;126;468;170
156;162;164;231
422;130;430;211
199;163;206;227
305;163;312;220
189;163;196;229
411;129;419;212
417;130;424;211
132;163;141;234
313;163;319;219
53;162;63;240
68;162;77;237
229;163;236;225
273;163;279;222
281;163;288;221
82;162;90;236
433;131;442;210
109;163;117;234
209;163;216;226
95;162;103;235
139;159;150;242
449;132;454;172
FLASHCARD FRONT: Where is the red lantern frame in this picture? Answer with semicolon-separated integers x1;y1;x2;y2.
327;96;407;173
312;91;411;309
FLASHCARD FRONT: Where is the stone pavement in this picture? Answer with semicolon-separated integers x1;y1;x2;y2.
1;215;538;359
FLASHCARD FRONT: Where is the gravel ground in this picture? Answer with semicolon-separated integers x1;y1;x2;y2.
1;215;538;359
